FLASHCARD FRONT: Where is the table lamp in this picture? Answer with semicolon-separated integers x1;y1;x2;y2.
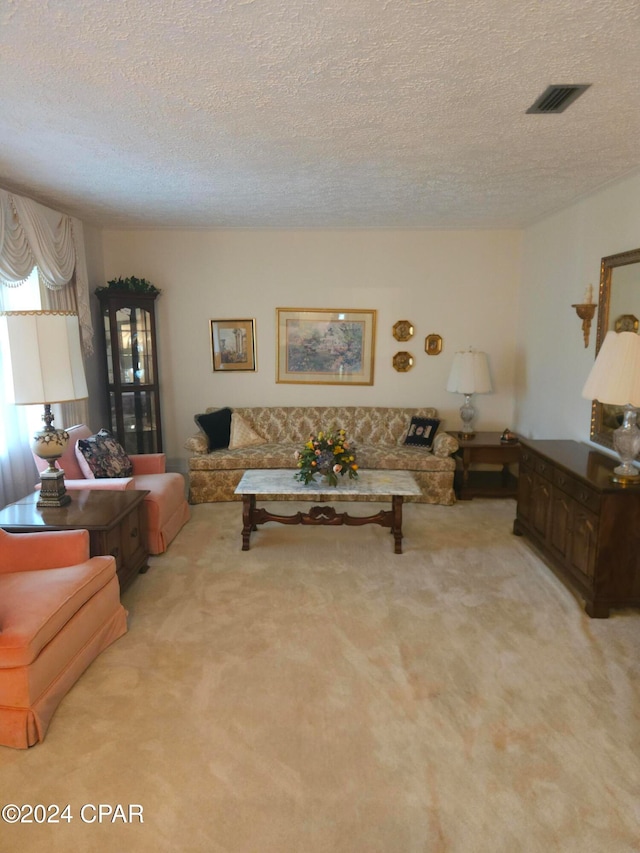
446;349;492;439
1;310;89;506
582;330;640;484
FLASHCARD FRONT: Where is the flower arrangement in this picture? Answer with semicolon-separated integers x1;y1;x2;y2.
294;428;358;486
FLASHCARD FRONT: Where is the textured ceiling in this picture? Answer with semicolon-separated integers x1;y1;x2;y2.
1;0;640;229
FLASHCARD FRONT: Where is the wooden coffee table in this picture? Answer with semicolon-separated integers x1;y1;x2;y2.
0;489;149;593
234;469;422;554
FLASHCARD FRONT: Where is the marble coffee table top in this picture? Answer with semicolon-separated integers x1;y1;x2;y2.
235;469;421;497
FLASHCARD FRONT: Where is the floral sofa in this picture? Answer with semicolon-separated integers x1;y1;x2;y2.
185;406;458;505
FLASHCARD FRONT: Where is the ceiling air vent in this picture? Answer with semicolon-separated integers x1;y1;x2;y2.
526;84;591;114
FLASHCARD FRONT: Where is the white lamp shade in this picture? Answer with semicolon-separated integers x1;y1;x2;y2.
582;330;640;406
446;350;493;394
1;311;88;404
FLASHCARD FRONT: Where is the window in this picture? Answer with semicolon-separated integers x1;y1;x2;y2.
0;267;45;449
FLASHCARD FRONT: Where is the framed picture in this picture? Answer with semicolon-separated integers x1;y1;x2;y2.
425;333;443;356
210;318;256;371
276;308;376;385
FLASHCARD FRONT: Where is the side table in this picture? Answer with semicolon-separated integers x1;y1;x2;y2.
0;489;149;593
449;431;520;500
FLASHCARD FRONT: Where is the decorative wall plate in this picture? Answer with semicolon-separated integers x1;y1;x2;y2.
392;351;414;372
614;313;639;333
425;334;442;355
393;320;414;342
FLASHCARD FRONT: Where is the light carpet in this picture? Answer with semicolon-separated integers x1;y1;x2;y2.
2;499;639;853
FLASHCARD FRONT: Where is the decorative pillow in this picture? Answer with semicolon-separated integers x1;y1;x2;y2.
194;407;232;451
228;413;266;450
403;417;441;449
75;429;133;479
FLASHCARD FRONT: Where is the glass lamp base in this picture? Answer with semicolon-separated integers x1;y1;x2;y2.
611;405;640;485
458;394;476;439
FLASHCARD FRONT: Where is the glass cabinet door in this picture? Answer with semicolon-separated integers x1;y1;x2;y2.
99;292;162;454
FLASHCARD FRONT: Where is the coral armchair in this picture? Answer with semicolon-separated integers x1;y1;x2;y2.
0;528;127;749
33;425;190;555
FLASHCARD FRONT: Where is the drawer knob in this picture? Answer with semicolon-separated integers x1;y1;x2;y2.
111;546;120;558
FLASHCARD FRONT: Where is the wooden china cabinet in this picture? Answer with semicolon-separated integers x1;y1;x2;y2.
514;439;640;618
97;290;163;455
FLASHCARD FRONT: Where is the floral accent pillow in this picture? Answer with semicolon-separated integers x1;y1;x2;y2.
75;429;134;478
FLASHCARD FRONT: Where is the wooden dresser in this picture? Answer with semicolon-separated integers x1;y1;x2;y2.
513;439;640;618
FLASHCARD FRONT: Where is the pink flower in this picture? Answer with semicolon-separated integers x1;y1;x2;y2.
333;464;342;473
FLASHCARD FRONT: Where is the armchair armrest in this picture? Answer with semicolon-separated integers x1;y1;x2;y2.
130;453;166;475
0;528;90;574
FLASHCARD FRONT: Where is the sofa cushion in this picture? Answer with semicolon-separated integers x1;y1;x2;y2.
76;429;133;478
228;413;267;450
195;408;232;450
357;445;454;472
0;558;117;668
403;417;440;449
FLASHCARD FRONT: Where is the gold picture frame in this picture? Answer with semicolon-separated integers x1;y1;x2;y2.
425;333;442;356
210;318;257;371
276;308;376;385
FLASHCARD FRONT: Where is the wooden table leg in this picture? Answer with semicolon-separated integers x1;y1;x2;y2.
391;494;403;554
241;494;255;550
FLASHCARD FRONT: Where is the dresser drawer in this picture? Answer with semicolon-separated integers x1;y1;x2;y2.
534;455;553;480
519;448;535;470
101;526;123;571
553;469;601;513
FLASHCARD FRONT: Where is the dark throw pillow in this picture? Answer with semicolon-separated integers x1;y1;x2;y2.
194;407;233;451
403;417;440;449
76;429;134;478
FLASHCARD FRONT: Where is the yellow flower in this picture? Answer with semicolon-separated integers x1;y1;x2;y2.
351;463;358;470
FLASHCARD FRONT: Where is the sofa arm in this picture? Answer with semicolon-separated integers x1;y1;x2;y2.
433;432;459;457
184;433;209;455
0;528;90;574
130;453;166;475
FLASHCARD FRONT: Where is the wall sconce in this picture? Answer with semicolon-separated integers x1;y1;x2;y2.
571;284;597;347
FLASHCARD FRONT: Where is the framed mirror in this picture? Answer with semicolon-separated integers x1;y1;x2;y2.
590;247;640;449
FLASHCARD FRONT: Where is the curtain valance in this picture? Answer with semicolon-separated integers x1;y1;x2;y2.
0;189;93;353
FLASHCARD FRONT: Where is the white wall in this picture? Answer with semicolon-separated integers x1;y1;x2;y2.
100;229;521;468
516;171;640;442
82;222;110;430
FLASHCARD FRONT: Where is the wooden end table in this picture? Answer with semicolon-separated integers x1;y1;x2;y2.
449;431;520;500
0;489;149;593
